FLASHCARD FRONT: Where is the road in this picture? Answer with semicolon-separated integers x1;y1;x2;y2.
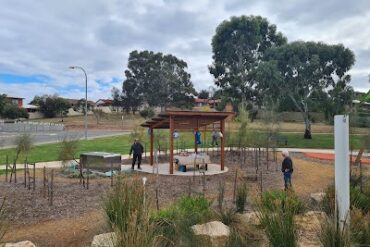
0;130;130;149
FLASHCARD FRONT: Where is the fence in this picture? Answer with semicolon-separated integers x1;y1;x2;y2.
0;121;64;132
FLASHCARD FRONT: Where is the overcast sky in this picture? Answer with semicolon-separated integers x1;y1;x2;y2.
0;0;369;104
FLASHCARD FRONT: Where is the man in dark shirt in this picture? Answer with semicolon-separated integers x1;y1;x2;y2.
129;139;144;170
281;150;293;190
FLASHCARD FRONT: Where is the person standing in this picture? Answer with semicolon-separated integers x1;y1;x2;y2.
129;139;144;170
281;150;293;190
211;130;218;146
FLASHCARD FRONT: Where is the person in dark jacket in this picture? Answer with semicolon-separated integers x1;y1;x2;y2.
129;139;144;170
281;150;293;190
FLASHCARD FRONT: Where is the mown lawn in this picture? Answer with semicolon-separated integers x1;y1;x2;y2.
0;132;367;164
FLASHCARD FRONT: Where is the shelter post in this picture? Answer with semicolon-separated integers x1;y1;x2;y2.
150;128;154;166
220;119;225;171
169;116;174;174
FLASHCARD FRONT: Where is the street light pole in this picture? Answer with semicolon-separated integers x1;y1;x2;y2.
69;66;88;140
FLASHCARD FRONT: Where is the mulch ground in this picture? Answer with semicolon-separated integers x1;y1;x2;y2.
0;151;334;247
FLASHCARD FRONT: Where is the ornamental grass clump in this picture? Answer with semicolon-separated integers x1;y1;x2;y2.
257;191;300;247
151;195;211;247
103;176;153;247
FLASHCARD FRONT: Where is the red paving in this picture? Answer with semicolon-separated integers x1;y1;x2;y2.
304;152;370;165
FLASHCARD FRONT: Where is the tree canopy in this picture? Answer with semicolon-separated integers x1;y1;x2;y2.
121;50;196;113
209;15;287;103
198;90;210;99
31;95;71;118
256;41;355;138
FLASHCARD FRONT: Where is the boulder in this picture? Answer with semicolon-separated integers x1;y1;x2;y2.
191;221;230;247
236;211;260;226
3;241;36;247
91;232;116;247
310;192;326;204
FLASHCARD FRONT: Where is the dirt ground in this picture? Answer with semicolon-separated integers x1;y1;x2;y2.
0;151;336;247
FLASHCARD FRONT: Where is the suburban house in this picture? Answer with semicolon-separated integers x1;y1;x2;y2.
194;98;220;109
96;99;114;113
5;96;24;108
61;98;96;116
24;104;43;119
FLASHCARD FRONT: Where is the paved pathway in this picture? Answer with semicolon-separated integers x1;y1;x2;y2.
0;147;368;171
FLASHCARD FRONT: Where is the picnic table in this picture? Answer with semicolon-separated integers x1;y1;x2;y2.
174;152;210;171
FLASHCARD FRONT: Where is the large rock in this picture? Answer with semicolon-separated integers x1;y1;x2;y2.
3;241;36;247
91;232;116;247
236;211;260;226
191;221;230;247
310;192;326;204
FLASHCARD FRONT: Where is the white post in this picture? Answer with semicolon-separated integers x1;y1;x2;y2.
334;115;350;227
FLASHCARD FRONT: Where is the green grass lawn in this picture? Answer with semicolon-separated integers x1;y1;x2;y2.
0;132;367;164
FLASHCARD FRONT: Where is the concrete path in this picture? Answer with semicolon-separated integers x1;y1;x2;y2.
0;147;368;171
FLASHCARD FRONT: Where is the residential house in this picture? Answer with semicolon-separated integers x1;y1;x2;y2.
5;96;24;108
194;98;220;109
96;99;115;113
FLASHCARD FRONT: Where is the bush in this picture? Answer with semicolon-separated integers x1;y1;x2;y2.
257;194;298;247
58;137;79;167
139;108;155;119
319;214;350;247
322;185;370;215
103;176;153;247
351;185;370;214
236;182;248;213
351;208;370;246
152;195;211;247
1;104;29;119
261;190;305;214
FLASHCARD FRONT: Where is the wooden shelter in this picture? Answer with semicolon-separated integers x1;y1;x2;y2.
141;111;234;174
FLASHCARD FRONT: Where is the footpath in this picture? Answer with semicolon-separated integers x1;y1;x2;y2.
0;147;368;170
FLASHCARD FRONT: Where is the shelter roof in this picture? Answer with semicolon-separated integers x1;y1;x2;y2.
141;110;234;130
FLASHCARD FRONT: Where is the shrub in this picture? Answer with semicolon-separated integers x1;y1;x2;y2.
227;228;248;247
58;137;79;167
140;108;155;119
236;182;248;213
152;195;211;247
350;185;370;214
322;184;370;215
261;190;305;214
319;214;350;247
257;197;298;247
14;133;33;163
103;176;153;247
351;208;370;246
217;207;238;226
322;185;335;215
1;104;29;119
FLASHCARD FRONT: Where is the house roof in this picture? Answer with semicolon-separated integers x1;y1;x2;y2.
5;96;24;99
96;99;113;106
141;110;234;130
194;98;221;104
63;98;95;105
